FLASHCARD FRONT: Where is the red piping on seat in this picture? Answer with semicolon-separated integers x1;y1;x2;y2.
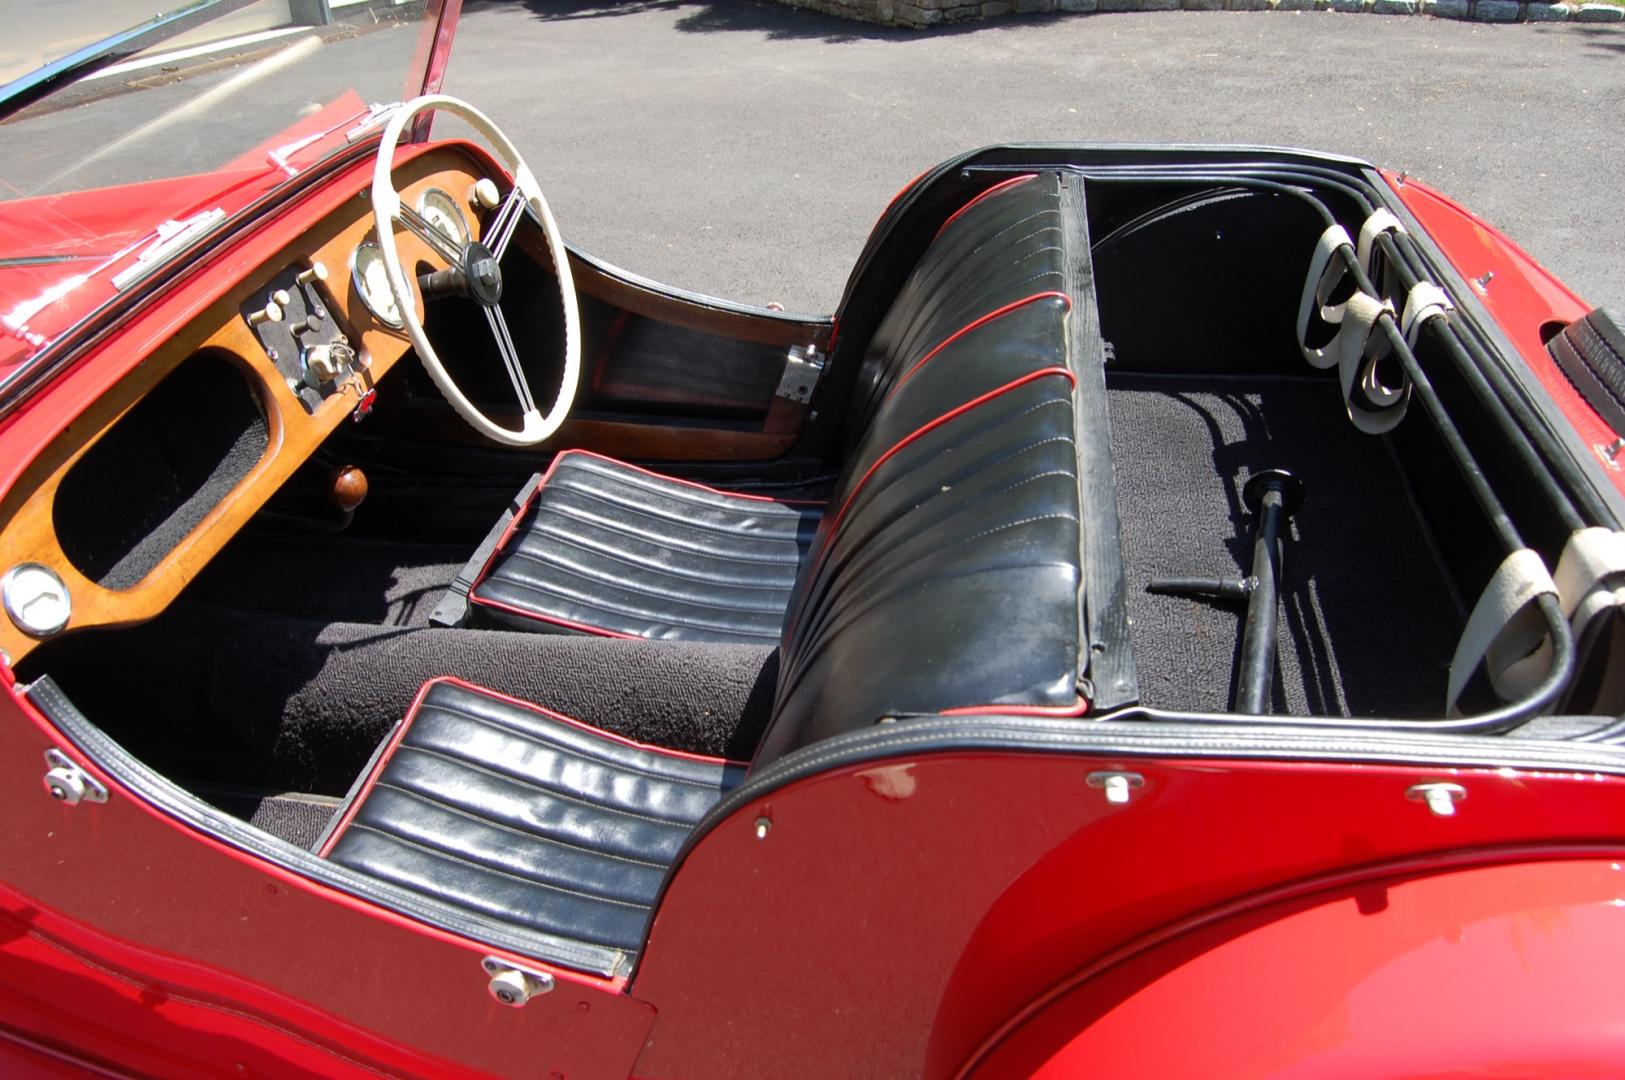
938;697;1091;718
811;365;1079;578
885;291;1071;401
317;676;744;859
465;449;822;636
933;173;1038;241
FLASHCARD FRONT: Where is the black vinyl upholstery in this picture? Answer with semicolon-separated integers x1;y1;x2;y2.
466;451;821;644
335;172;1095;956
321;678;741;954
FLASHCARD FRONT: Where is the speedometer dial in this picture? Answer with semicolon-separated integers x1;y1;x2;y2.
350;241;404;329
417;188;470;248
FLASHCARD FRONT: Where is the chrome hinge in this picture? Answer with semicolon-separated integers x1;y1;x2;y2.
775;344;826;404
42;748;107;806
482;956;556;1008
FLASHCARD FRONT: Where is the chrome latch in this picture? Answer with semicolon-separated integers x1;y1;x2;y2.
775;344;825;404
43;748;107;806
482;957;556;1008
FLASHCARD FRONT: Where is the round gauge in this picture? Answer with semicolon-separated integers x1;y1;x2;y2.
3;563;71;637
350;240;404;329
417;188;470;248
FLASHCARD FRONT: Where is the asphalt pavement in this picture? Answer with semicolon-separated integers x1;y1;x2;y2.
442;0;1625;314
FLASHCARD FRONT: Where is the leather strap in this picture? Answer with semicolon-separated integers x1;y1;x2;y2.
1297;224;1355;370
1336;291;1409;435
1447;548;1557;716
1356;208;1408;284
1401;281;1454;348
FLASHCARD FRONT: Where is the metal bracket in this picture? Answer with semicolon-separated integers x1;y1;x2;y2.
774;344;825;404
481;956;556;1008
43;748;107;806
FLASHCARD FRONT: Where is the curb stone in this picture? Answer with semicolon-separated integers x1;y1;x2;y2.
774;0;1619;25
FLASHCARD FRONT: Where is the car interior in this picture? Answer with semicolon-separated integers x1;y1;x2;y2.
6;104;1618;975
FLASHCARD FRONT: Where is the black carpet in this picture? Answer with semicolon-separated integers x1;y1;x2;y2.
1107;373;1465;717
195;786;340;850
33;603;779;796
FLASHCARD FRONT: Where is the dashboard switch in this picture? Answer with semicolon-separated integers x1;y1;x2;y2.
247;301;284;327
296;261;328;286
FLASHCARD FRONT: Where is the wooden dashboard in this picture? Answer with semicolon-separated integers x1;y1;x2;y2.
0;148;485;665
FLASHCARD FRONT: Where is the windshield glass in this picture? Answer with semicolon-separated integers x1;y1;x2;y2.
0;0;444;375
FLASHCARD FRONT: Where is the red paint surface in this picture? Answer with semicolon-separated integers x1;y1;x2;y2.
1384;170;1623;495
969;859;1625;1079
0;688;655;1079
631;752;1625;1078
0;0;461;376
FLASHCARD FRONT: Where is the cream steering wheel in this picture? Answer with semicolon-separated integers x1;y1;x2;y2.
371;94;580;446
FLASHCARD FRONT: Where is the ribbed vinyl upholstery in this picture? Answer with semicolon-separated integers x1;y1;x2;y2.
332;173;1091;958
468;451;821;644
321;679;741;953
758;176;1082;765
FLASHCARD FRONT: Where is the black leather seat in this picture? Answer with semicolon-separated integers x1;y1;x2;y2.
319;678;742;957
436;450;821;644
335;171;1099;961
436;171;1072;647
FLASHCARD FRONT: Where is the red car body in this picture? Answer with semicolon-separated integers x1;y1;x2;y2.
1;4;1622;1078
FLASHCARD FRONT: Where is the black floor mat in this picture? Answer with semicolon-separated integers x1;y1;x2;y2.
1108;373;1465;716
30;603;779;795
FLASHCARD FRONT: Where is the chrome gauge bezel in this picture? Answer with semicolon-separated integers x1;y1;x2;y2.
416;187;470;248
3;562;71;637
350;240;405;329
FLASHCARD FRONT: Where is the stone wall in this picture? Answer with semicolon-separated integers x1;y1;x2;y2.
769;0;1623;26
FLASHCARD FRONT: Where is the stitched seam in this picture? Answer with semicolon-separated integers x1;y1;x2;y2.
412;702;730;789
520;527;802;591
396;743;711;827
502;547;796;607
960;511;1081;545
478;573;785;637
533;503;807;566
537;495;813;560
340;823;652;911
547;478;817;543
563;457;818;516
367;781;671;870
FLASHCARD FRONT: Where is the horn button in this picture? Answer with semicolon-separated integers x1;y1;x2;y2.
463;241;504;305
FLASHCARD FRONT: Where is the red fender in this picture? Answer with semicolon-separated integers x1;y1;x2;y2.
968;858;1625;1079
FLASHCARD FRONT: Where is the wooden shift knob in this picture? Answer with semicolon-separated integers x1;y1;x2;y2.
327;465;369;513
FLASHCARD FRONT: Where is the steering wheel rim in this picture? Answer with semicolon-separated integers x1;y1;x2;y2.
370;94;580;447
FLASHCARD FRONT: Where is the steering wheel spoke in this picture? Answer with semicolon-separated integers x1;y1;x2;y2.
484;303;538;416
369;94;580;447
484;185;527;261
395;202;464;266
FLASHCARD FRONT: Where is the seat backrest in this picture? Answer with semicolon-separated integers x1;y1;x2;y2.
754;172;1088;769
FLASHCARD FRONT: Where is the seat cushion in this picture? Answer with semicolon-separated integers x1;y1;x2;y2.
463;450;822;644
319;677;743;955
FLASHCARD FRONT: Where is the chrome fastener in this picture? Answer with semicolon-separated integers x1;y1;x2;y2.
43;748;107;806
1086;770;1145;806
482;957;555;1008
1406;781;1467;817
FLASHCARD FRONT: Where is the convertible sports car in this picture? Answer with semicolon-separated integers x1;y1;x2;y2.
2;1;1623;1076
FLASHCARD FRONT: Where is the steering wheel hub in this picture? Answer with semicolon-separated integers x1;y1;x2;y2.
463;241;504;305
